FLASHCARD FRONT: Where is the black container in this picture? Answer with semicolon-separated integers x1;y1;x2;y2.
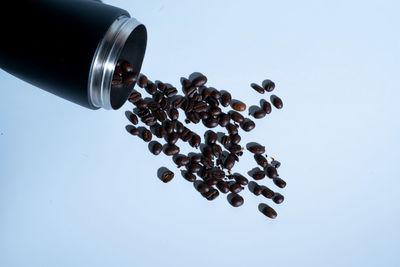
0;0;147;110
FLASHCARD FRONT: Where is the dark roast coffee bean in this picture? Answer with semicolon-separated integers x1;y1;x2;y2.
145;81;157;95
263;79;275;92
228;193;244;207
182;171;196;182
251;83;265;94
129;114;138;125
202;146;213;159
271;95;283;109
190;154;203;164
193;101;208;113
155;109;167;122
186;87;198;98
141;114;156;125
175;121;184;133
164;144;180;156
167;132;179;145
181;128;194;142
114;66;123;76
199;112;209;120
204;188;219;201
241;119;255;132
206;131;218;144
271;160;281;168
233;174;248;185
138;74;148;88
223;154;236;170
128;91;142;103
192;75;207;87
253;109;267;119
137;108;150;117
226;123;238;135
229;144;242;154
216;181;230;193
168;108;179;121
165;87;178;97
262;100;272;114
259;203;277;219
147;101;159;111
189;134;201;148
220;92;232;107
174;155;190;167
153;92;163;104
261;187;274;198
208;107;222;117
231;101;246;112
181;78;192;89
111;74;122;86
253;184;263;196
164;121;175;134
273;177;286;188
229;183;242;193
273;193;284;204
151;141;163;155
188;111;201;124
255;154;268;168
121;61;134;73
160;169;174;183
157;81;166;92
210;89;221;99
211;144;223;158
188;163;202;173
203;117;219;128
229;111;244;123
141;129;152;142
248;144;265;154
252;170;265;180
201;157;214;168
135;99;148;109
193;93;203;102
218;113;230;127
230;134;241;145
220;135;230;146
206;96;219;107
129;127;140;136
172;96;185;108
201;87;211;100
196;181;211;194
123;72;138;84
266;165;278;178
160;97;170;110
154;124;167;138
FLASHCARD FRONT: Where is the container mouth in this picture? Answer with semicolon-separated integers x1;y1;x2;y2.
88;15;147;110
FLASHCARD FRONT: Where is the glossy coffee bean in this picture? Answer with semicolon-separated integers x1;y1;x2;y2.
251;83;265;94
229;111;244;123
164;121;175;134
226;123;238;135
259;203;277;219
155;109;167;122
266;165;278;178
273;177;286;188
164;145;180;156
188;163;202;173
172;96;185;108
216;181;230;193
123;72;138;84
138;74;148;88
231;101;246;112
153;124;166;138
223;154;236;170
220;135;230;146
174;155;190;167
262;100;272;114
233;174;248;185
229;183;242;193
271;95;283;109
206;96;219;107
192;75;207;87
261;187;274;198
228;144;242;154
121;61;134;73
190;154;203;164
160;169;174;183
211;90;221;99
248;144;265;154
129;114;138;125
273;193;284;204
203;188;219;201
263;79;275;92
220;92;232;107
228;193;244;207
181;78;192;89
167;132;180;145
212;169;225;180
145;81;157;95
208;107;222;117
168;108;179;121
160;97;170;110
111;74;122;86
189;134;201;148
253;109;267;119
128;91;142;103
203;117;219;128
165;87;178;97
182;171;196;182
196;181;211;194
255;154;268;168
271;160;281;168
175;121;185;133
157;81;166;92
206;131;218;144
151;141;163;155
135;99;148;109
129;127;140;136
218;113;230;127
252;169;265;180
201;87;211;100
141;129;152;142
193;101;208;113
241;119;255;132
253;184;263;196
230;134;241;145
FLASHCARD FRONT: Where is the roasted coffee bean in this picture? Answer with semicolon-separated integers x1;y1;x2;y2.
190;154;202;164
212;169;225;180
114;66;123;76
129;126;140;136
228;193;244;207
204;188;219;201
223;154;236;170
202;146;213;159
229;144;242;154
129;114;138;125
271;95;283;109
203;117;219;128
218;113;230;127
187;111;201;124
121;61;134;73
181;78;192;89
175;121;185;133
220;135;230;146
138;74;148;88
261;187;274;198
123;72;138;84
164;121;175;134
201;87;211;100
167;132;180;145
112;74;122;86
248;144;265;154
251;83;265;94
141;129;152;142
210;89;221;99
206;131;218;144
192;75;207;87
182;171;196;182
151;141;163;155
216;181;230;193
137;108;150;117
201;168;213;180
183;86;196;98
220;92;232;107
259;203;277;219
241;119;255;132
168;108;179;121
147;101;159;111
199;112;209;120
157;81;166;92
226;123;238;135
188;163;202;173
153;92;163;104
229;183;242;193
128;91;142;103
252;170;265;180
253;109;267;119
262;100;272;114
193;93;202;102
229;111;244;123
165;87;178;97
195;181;211;194
201;157;214;168
273;177;286;188
266;165;278;178
135;99;148;109
233;174;248;185
160;97;170;110
154;124;167;138
189;134;201;148
253;184;263;196
271;160;281;168
255;154;268;168
144;82;156;95
141;114;156;124
230;134;241;145
208;107;222;117
160;169;174;183
211;144;223;158
273;193;284;204
155;109;167;122
263;79;275;92
164;144;180;156
181;128;194;142
231;101;246;112
174;155;190;167
172;96;185;108
193;101;208;113
206;96;219;107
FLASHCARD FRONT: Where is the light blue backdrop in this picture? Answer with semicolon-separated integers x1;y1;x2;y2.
1;0;399;266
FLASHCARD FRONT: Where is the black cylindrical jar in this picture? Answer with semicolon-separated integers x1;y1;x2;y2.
0;0;147;110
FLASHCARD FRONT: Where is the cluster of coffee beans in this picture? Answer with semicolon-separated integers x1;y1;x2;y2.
119;59;286;219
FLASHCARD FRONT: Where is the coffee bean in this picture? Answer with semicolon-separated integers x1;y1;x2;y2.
164;120;175;134
229;182;242;193
181;128;194;142
129;114;138;125
203;117;219;128
123;72;138;84
271;95;283;109
248;144;265;154
181;171;196;182
233;174;248;185
168;108;179;121
251;83;265;94
201;87;211;100
220;92;232;107
167;132;179;145
137;108;150;117
164;144;180;156
216;181;230;193
129;126;140;136
266;165;278;178
160;97;170;110
175;121;184;133
172;96;185;108
188;163;202;173
135;99;148;109
212;169;225;180
174;155;190;167
199;112;209;120
231;101;246;112
141;114;156;125
226;123;238;135
261;100;272;114
253;185;263;196
271;160;281;168
165;87;178;97
114;66;123;76
220;135;230;146
157;81;166;92
189;134;201;148
210;90;221;99
203;188;219;201
253;109;267;119
128;91;142;103
121;61;134;73
211;144;223;158
208;107;222;117
153;123;166;138
153;92;163;103
181;78;192;89
206;131;218;144
141;129;152;142
147;101;159;111
195;181;211;194
190;154;202;164
241;119;255;132
252;169;265;180
273;193;284;204
155;109;167;122
261;187;274;198
223;154;236;170
229;111;244;123
230;134;241;145
112;74;122;86
218;113;230;127
259;203;277;219
228;144;242;154
262;79;275;92
228;193;244;207
160;169;174;183
255;154;268;168
192;75;207;87
138;74;148;88
151;141;163;155
273;177;286;188
193;101;208;113
201;157;214;168
206;96;219;107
